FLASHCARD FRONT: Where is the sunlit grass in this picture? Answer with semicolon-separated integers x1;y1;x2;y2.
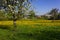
0;20;60;26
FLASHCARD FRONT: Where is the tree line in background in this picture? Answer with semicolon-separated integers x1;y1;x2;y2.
39;8;60;20
0;0;60;20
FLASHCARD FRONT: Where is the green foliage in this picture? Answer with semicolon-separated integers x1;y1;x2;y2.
0;11;5;17
0;11;8;20
57;13;60;19
48;8;59;20
29;10;35;19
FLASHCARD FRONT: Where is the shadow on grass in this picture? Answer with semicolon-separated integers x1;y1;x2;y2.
0;25;60;40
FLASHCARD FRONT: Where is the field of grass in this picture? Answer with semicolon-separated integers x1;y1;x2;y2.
0;20;60;26
0;20;60;40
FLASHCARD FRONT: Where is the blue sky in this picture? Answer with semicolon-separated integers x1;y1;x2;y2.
31;0;60;15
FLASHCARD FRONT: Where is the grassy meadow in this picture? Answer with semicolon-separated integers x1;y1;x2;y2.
0;20;60;40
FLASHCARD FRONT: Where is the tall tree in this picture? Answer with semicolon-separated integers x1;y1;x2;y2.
4;0;31;25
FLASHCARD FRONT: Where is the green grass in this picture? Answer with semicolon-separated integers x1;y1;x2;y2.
0;25;60;40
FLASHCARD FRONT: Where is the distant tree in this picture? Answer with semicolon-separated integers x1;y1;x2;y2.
29;10;35;19
57;13;60;20
49;8;59;21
